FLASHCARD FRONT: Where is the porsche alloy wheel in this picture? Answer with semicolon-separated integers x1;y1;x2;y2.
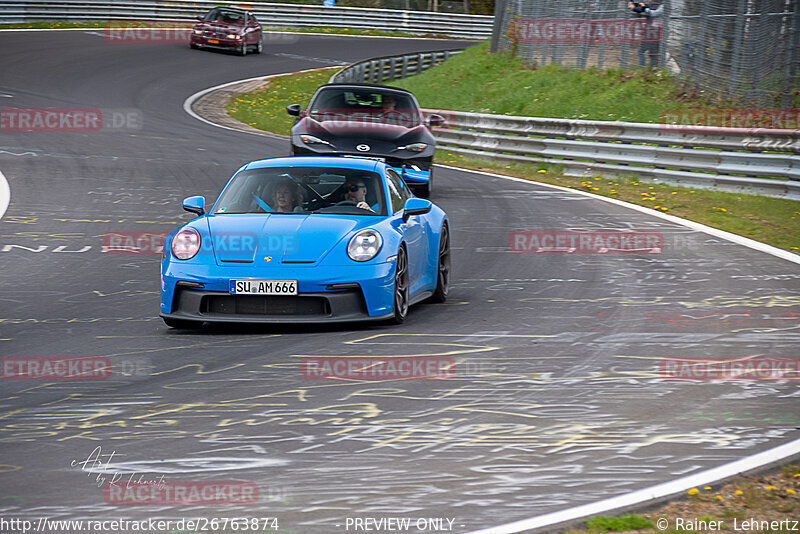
429;223;450;303
392;247;409;324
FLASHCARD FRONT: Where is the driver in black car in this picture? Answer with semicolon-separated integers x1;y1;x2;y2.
343;178;377;212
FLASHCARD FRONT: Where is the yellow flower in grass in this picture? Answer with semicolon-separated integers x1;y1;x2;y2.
765;486;777;490
704;486;712;490
716;495;723;501
793;473;800;478
660;207;668;211
688;488;699;495
538;169;546;173
735;490;743;495
787;489;797;495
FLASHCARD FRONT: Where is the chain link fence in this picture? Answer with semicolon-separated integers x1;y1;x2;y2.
490;0;799;109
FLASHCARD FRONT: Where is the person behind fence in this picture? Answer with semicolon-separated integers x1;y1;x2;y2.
628;2;663;67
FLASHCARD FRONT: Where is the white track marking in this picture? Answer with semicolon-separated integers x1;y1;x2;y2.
0;169;10;221
437;163;800;266
465;437;800;534
182;67;339;138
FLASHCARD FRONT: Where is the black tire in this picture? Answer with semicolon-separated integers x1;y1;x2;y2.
190;43;199;49
391;247;409;324
429;223;450;303
162;317;201;329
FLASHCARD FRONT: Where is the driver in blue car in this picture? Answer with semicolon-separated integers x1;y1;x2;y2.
343;178;377;212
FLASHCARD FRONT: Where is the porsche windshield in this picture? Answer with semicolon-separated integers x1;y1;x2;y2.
213;167;387;216
308;89;422;127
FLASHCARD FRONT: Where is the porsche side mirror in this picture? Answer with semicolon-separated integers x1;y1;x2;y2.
427;114;446;127
402;197;431;222
182;196;205;216
286;104;301;116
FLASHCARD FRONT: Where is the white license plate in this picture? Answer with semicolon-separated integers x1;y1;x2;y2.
230;279;297;295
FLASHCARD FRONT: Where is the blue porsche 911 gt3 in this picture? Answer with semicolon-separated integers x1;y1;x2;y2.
160;156;450;327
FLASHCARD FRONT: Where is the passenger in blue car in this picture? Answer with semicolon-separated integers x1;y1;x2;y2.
268;179;303;213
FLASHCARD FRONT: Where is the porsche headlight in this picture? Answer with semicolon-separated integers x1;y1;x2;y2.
300;135;332;146
399;143;427;152
171;228;201;260
347;230;382;262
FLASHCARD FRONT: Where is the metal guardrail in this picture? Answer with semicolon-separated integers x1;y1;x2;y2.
330;49;463;83
427;109;800;200
331;49;800;199
0;0;493;39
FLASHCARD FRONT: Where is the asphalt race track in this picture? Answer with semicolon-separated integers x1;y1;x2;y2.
1;30;799;534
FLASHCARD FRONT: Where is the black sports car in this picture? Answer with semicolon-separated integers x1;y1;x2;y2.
287;83;444;198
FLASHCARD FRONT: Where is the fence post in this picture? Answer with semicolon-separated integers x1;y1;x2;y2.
727;0;747;100
781;5;800;109
489;0;508;53
659;0;669;70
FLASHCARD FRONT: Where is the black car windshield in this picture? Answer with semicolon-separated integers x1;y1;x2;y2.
308;88;422;127
202;8;246;24
213;166;387;216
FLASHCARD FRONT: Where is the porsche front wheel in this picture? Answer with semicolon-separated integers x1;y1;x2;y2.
429;223;450;303
392;247;409;324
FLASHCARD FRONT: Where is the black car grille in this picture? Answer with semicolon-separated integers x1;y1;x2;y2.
201;295;330;316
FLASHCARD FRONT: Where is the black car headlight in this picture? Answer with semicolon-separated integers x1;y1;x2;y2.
300;135;333;147
398;143;427;152
347;230;382;262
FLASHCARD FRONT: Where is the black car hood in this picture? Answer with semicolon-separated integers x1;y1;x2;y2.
297;117;428;143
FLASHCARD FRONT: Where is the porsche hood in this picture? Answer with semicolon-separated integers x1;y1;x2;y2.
203;214;362;265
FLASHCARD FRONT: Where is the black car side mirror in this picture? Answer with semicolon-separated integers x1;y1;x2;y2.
286;104;301;116
427;114;446;127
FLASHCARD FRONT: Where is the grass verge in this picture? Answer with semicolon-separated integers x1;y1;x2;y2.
569;465;799;534
225;56;800;254
227;68;342;137
391;41;705;123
